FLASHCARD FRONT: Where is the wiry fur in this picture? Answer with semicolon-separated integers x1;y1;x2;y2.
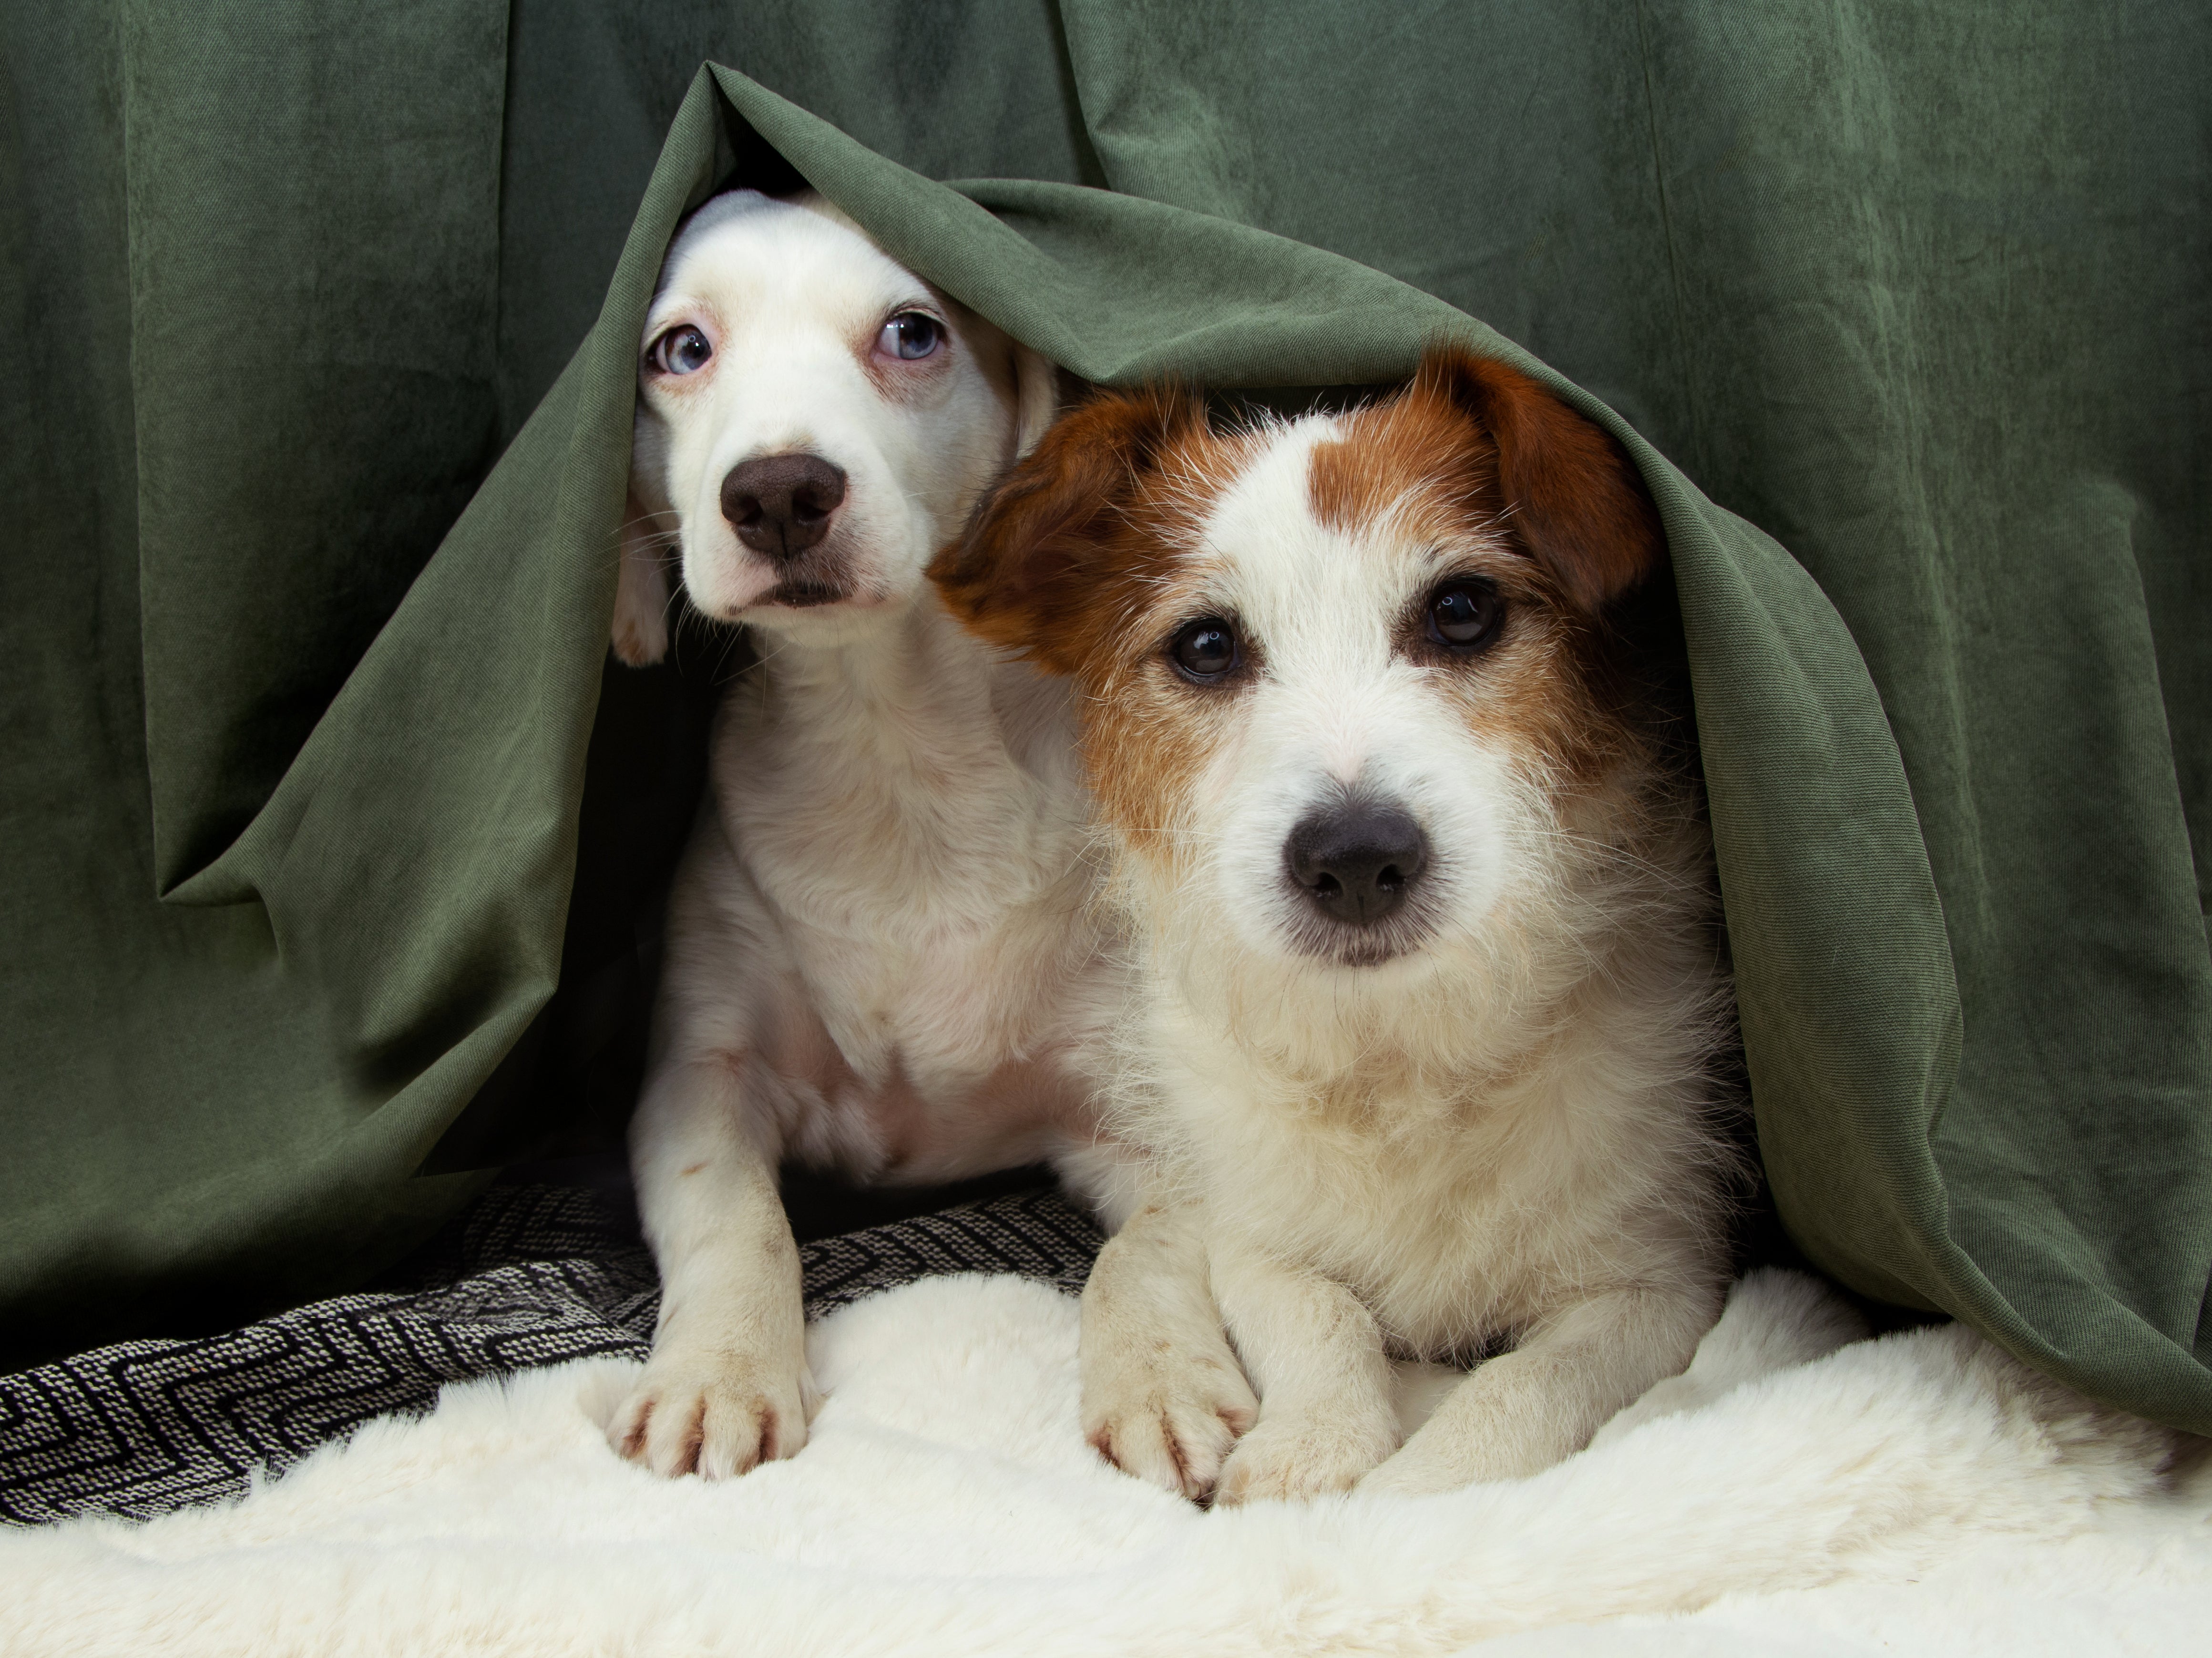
936;346;1739;1501
607;192;1224;1484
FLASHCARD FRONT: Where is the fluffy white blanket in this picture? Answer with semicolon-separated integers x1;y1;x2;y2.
4;1270;2207;1657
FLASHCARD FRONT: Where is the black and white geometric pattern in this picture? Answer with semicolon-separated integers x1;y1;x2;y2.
0;1181;1102;1526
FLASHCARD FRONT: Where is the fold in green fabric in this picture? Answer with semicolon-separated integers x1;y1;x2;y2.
3;5;2206;1435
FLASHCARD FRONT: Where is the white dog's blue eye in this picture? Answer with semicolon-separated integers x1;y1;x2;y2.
649;326;713;375
880;311;943;360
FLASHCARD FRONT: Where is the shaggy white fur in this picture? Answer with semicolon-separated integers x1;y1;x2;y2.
3;1269;2206;1658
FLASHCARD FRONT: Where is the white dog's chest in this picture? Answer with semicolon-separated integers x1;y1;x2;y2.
716;661;1110;1180
764;879;1104;1183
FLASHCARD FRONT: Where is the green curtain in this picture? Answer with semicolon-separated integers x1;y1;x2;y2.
4;3;2207;1436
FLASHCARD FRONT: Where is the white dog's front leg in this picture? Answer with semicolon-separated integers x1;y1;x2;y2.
1208;1242;1399;1505
1362;1285;1717;1494
610;1052;816;1479
1080;1196;1256;1501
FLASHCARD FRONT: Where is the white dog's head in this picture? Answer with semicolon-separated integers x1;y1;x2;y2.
611;190;1057;663
935;347;1674;1030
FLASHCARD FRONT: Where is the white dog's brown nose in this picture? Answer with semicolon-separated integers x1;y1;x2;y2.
1286;799;1429;929
722;453;848;560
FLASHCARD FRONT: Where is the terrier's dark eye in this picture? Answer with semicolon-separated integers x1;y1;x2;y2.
648;325;713;375
878;311;943;360
1424;579;1504;650
1169;617;1239;681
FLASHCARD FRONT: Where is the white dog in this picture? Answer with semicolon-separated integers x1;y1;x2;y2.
935;345;1736;1503
601;191;1252;1480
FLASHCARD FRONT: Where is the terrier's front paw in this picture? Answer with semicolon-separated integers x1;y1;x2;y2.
1084;1344;1257;1502
606;1342;818;1479
1211;1407;1395;1506
1358;1443;1476;1497
1361;1412;1577;1494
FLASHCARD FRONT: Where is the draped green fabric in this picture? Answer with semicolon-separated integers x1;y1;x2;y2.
4;4;2207;1433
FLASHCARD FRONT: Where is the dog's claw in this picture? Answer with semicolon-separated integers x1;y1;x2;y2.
1083;1353;1256;1502
607;1347;815;1479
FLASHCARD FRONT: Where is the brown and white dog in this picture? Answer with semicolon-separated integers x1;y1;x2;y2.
604;191;1251;1480
933;345;1735;1502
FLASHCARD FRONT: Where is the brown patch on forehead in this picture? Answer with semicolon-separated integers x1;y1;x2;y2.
1308;369;1663;808
1307;384;1497;546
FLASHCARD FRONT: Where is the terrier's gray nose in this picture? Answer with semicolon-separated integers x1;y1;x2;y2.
1285;798;1429;928
721;452;848;560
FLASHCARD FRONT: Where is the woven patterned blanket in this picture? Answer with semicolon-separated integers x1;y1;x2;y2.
0;1183;1102;1525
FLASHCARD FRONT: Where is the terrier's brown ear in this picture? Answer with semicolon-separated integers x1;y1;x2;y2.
1415;345;1663;613
931;382;1208;677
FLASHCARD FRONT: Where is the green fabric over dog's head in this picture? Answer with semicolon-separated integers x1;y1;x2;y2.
5;4;2208;1450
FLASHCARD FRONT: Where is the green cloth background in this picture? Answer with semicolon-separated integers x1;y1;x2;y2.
4;4;2207;1433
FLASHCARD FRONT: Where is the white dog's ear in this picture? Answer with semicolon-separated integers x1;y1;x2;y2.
611;484;675;667
1012;342;1061;459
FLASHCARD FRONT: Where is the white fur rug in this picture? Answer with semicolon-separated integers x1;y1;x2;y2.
4;1270;2207;1657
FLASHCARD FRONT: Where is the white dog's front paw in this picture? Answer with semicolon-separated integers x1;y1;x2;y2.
1083;1341;1257;1501
607;1341;818;1479
1211;1406;1396;1506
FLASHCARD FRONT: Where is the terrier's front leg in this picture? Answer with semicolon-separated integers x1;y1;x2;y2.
1208;1241;1399;1505
1081;1194;1256;1501
1362;1284;1717;1494
610;1053;817;1479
